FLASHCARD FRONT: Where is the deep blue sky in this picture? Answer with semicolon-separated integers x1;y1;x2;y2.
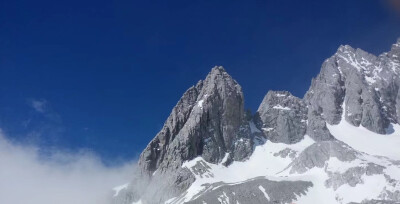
1;0;400;165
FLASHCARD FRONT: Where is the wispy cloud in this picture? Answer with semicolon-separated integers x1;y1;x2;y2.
0;129;136;204
23;98;65;145
30;99;48;113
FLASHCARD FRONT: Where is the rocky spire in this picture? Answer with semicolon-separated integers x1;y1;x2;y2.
138;66;251;175
129;66;253;204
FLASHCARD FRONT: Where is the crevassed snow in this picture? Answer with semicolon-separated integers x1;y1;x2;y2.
113;183;129;197
272;105;291;110
258;185;270;201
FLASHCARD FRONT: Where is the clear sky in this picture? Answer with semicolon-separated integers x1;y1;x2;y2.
1;0;400;165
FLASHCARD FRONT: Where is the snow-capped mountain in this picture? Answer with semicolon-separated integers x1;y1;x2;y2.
112;38;400;204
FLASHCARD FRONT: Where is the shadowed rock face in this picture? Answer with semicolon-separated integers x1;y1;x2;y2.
184;178;313;204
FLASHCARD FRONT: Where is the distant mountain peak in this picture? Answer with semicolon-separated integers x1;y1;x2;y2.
113;38;400;204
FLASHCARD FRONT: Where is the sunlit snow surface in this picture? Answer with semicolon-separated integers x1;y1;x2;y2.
327;120;400;160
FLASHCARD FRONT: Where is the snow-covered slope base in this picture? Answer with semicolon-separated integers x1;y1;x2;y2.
159;121;400;204
327;119;400;161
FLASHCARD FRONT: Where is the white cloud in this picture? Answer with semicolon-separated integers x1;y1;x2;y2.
0;129;136;204
30;99;47;113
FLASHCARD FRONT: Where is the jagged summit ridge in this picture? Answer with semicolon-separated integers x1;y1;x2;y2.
305;40;400;134
113;38;400;204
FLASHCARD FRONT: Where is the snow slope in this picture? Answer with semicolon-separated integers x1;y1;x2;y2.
327;120;400;161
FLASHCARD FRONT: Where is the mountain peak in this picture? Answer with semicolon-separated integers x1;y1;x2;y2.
131;66;252;203
390;37;400;56
210;65;226;73
337;44;355;53
206;66;232;83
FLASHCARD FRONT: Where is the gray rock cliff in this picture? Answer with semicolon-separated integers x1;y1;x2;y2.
305;40;400;134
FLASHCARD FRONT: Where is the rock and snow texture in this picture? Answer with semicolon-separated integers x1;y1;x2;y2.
112;38;400;204
118;67;254;204
255;90;308;144
183;178;312;204
305;39;400;135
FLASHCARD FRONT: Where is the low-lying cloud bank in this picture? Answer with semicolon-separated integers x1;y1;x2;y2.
0;129;136;204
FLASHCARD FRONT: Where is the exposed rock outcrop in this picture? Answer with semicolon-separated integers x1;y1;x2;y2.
289;140;359;174
255;91;308;144
305;40;400;135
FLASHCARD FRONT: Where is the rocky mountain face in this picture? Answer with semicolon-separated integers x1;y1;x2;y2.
112;38;400;204
114;67;254;203
255;90;308;144
306;40;400;134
